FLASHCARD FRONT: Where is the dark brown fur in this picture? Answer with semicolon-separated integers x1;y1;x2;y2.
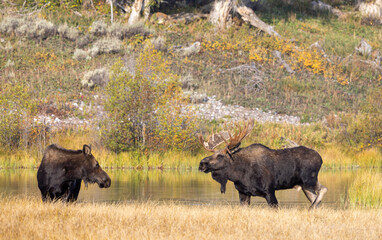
199;144;327;209
37;144;111;202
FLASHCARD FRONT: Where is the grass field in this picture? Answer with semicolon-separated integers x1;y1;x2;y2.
0;196;381;240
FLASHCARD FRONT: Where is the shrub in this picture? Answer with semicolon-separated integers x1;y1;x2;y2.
90;37;122;56
18;18;57;39
90;20;107;37
73;48;89;60
103;42;198;152
337;113;382;149
0;82;37;151
81;68;109;89
0;17;57;39
58;23;80;41
0;17;22;34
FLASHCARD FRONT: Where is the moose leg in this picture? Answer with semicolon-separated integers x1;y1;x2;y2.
66;179;82;202
239;192;251;205
40;191;48;202
48;187;62;201
265;191;278;208
309;182;328;210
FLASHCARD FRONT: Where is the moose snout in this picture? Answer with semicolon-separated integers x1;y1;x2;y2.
99;175;111;188
199;159;210;173
104;177;111;188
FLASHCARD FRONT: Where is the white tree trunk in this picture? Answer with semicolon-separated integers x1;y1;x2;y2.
209;0;234;29
143;0;151;21
128;0;145;26
110;0;113;23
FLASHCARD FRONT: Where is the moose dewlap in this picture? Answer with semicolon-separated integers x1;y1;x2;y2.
37;144;111;202
198;120;327;209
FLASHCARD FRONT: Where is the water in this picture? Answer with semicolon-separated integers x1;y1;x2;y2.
0;169;375;208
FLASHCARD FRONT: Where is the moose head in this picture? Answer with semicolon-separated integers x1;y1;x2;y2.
82;144;111;188
198;119;254;173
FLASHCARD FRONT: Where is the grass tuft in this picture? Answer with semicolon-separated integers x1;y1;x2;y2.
348;170;382;208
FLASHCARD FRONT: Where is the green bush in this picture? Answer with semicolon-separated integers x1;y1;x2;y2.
103;42;198;153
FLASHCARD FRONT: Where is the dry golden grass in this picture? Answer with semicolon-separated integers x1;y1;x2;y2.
1;196;381;240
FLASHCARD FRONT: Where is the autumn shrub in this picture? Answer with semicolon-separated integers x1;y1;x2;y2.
336;113;382;150
102;42;198;153
0;82;37;151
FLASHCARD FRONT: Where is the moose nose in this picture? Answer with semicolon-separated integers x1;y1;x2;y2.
104;177;111;188
198;162;208;172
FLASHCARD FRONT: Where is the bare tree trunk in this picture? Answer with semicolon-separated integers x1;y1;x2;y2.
143;0;151;21
128;0;145;25
107;0;114;23
236;4;280;37
209;0;234;29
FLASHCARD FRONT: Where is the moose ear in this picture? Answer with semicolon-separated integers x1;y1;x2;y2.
83;144;92;157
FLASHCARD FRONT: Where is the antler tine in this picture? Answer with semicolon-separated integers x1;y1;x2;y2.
198;133;215;152
198;120;254;153
225;119;254;150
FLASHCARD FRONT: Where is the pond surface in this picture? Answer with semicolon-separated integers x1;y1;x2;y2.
0;169;379;208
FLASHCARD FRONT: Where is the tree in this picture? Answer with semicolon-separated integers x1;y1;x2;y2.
103;42;198;152
128;0;152;25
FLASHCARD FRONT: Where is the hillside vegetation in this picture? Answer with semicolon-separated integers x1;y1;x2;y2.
0;0;381;168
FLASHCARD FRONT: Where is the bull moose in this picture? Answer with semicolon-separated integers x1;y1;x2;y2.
37;144;111;202
198;120;327;209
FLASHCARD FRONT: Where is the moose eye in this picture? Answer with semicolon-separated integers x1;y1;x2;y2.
95;162;100;168
217;154;224;161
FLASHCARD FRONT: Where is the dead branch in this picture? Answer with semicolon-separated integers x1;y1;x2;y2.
236;5;280;37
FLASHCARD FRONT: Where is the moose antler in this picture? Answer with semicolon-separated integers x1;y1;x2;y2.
222;119;254;151
198;130;230;152
198;119;254;153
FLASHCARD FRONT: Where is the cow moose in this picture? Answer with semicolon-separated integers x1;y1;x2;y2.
37;144;111;202
198;120;327;209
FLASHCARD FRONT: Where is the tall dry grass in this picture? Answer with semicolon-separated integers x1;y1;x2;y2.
348;170;382;208
0;196;381;240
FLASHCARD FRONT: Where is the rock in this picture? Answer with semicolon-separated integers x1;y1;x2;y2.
175;42;201;56
355;39;372;57
187;92;301;125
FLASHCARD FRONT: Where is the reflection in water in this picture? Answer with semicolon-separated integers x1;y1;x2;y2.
0;169;377;208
